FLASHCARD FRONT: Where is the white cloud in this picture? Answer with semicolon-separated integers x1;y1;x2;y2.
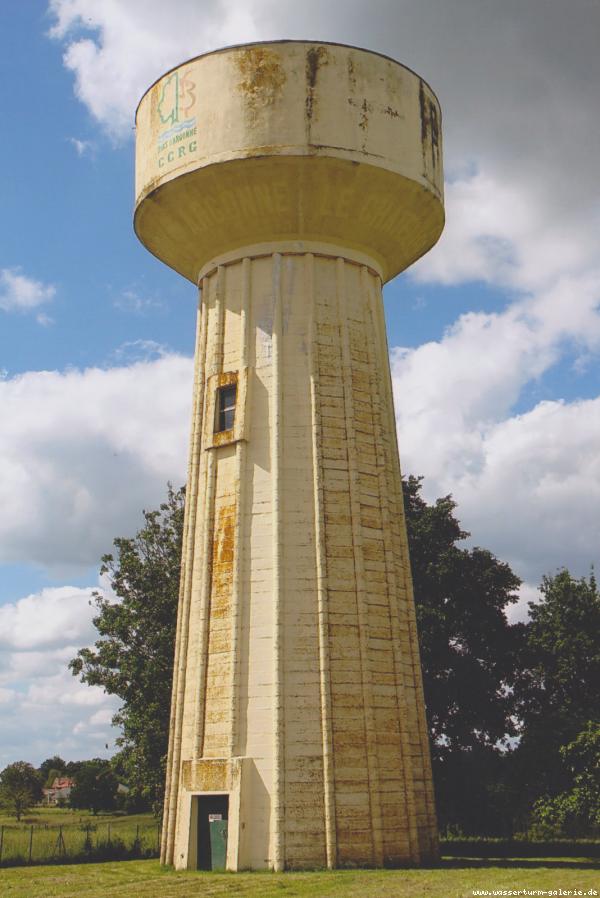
113;288;163;315
68;136;93;156
72;708;115;736
0;268;56;313
0;354;191;573
0;584;120;766
506;583;539;625
412;169;600;296
89;708;114;726
111;338;168;363
456;399;600;584
48;0;260;138
0;587;97;651
392;327;600;585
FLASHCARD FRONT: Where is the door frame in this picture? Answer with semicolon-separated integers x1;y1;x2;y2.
188;791;230;870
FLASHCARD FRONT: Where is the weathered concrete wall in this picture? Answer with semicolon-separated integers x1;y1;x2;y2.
134;40;443;872
134;41;443;285
163;249;437;870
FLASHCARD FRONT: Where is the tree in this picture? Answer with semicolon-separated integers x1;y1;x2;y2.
69;759;118;815
0;762;43;821
513;570;600;823
404;475;521;753
531;721;600;837
70;485;184;813
402;475;522;834
38;755;66;784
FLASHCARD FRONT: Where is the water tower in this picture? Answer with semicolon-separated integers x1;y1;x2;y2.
135;40;443;871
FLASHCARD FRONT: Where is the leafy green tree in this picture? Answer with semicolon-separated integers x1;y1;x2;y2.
0;761;43;821
69;759;118;815
402;475;522;834
70;485;184;813
531;721;600;836
404;475;521;753
38;755;66;784
531;721;600;837
513;570;600;822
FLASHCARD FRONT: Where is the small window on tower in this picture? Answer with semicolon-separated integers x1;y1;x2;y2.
215;382;237;433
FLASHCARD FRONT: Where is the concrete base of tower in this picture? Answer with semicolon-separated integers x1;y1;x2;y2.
169;755;438;871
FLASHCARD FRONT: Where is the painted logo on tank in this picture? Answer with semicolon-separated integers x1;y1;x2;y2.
157;69;198;169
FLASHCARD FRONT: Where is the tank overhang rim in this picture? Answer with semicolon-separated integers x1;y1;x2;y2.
133;154;445;287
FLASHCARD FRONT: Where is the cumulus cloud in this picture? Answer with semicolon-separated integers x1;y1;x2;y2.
392;332;600;584
0;586;98;651
0;268;56;314
0;584;120;766
48;0;260;137
0;354;191;573
411;169;600;296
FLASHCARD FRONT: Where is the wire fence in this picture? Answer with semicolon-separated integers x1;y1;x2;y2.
0;819;161;867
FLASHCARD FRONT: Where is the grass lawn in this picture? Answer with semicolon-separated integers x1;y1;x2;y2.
1;858;599;898
0;809;159;864
0;808;156;828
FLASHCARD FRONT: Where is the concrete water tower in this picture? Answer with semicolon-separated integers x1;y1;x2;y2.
134;40;443;871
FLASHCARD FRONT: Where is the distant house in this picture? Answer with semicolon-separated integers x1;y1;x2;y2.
42;776;75;806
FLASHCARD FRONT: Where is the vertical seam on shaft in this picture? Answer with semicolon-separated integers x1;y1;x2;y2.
308;253;337;868
271;253;285;871
229;257;251;760
364;269;419;863
338;257;384;866
193;265;225;760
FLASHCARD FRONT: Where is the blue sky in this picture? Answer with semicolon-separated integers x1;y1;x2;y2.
1;0;599;766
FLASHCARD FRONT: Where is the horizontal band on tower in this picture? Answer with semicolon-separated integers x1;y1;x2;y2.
197;241;384;284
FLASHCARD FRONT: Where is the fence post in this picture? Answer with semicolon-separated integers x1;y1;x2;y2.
28;825;33;863
0;824;4;864
107;822;111;846
156;822;160;855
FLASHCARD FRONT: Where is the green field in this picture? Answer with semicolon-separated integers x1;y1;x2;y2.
0;809;159;865
1;859;599;898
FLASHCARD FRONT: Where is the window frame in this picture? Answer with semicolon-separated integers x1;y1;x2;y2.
214;382;237;434
204;367;249;449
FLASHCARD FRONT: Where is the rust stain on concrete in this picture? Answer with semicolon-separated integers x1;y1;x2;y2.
305;45;329;128
419;79;441;179
236;46;286;108
212;503;236;574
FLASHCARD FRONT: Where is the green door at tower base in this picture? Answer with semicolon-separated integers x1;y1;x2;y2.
196;795;229;870
209;818;228;870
